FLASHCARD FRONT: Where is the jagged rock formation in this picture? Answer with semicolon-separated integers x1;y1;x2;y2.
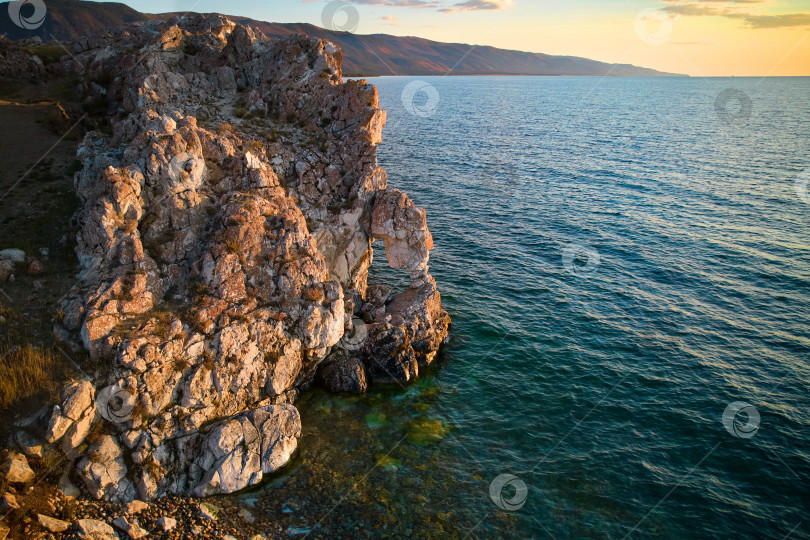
22;15;449;502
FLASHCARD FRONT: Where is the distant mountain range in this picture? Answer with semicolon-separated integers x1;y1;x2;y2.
0;0;685;77
1;0;145;41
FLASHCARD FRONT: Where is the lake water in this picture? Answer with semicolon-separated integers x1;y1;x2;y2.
246;76;810;539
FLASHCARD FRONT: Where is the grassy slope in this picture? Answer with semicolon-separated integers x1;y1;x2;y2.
0;62;90;430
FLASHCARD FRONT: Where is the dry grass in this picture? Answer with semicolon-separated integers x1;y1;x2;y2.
246;140;264;152
202;349;215;371
21;45;67;65
0;341;72;410
224;237;242;254
173;356;192;372
123;220;139;234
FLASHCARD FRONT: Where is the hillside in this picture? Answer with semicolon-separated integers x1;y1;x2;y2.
0;0;146;41
227;18;682;76
0;0;684;76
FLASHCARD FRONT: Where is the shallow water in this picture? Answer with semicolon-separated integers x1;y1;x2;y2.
246;76;810;539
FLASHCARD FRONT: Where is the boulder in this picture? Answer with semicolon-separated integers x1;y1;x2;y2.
0;493;19;511
62;381;95;420
123;499;148;514
362;277;450;384
320;349;368;393
0;260;13;282
371;188;434;280
15;430;45;459
3;452;35;484
156;516;176;531
27;259;44;275
0;249;25;263
38;514;70;532
76;518;117;539
76;435;135;502
112;516;148;539
193;405;302;496
46;380;95;445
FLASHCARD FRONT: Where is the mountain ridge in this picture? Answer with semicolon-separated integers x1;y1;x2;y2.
0;0;685;76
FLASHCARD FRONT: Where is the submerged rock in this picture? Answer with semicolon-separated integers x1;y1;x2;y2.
365;411;389;429
404;417;450;446
374;453;402;470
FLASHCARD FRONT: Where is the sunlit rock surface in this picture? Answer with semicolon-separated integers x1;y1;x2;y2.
27;14;449;501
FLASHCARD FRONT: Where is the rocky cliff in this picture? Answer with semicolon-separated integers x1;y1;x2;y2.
15;14;448;502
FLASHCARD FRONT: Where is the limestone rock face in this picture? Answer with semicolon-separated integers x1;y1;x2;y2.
372;188;434;281
362;276;451;384
319;349;368;393
76;434;136;501
46;380;95;445
192;404;301;496
36;14;448;502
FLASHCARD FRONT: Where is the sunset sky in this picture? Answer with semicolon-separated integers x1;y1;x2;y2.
120;0;810;76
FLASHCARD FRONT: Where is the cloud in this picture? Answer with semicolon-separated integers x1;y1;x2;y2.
735;12;810;28
662;4;722;16
659;1;810;28
305;0;515;13
440;0;514;13
381;15;401;24
305;0;438;7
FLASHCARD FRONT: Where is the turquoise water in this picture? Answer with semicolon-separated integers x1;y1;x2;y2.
250;77;810;539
